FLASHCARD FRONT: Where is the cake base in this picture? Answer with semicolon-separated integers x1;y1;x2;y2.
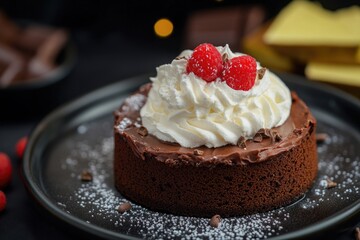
114;84;317;217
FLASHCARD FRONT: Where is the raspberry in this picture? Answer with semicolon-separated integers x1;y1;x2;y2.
0;153;12;189
16;136;28;159
222;55;257;91
186;43;222;82
0;190;6;212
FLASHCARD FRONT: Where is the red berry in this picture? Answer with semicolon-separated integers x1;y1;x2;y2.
0;190;6;212
186;43;223;82
222;55;257;91
0;153;12;189
16;136;28;159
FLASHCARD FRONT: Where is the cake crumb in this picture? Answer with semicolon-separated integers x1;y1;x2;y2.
209;214;221;228
117;202;132;214
316;133;329;143
80;170;93;182
354;227;360;240
325;178;337;189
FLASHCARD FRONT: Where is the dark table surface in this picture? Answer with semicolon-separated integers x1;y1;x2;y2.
0;31;360;240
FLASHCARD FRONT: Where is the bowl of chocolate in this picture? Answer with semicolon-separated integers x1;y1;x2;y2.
0;11;76;120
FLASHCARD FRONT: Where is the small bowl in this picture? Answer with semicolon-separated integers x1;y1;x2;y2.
0;24;77;121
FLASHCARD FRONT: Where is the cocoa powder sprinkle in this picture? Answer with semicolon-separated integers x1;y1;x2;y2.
209;214;221;228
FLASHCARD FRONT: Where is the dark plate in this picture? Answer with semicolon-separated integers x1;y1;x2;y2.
22;73;360;240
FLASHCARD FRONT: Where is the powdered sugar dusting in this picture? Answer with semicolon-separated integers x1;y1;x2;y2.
120;93;146;112
45;114;360;240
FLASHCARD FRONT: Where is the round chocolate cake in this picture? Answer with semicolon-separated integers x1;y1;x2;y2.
114;44;317;217
114;84;317;217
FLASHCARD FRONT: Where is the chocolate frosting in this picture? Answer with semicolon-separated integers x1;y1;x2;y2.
114;83;316;167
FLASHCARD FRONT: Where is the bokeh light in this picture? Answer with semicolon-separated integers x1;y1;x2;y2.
154;18;173;38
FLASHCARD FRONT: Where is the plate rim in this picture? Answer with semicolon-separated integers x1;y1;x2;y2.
22;72;360;240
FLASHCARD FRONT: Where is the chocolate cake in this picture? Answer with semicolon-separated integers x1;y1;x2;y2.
114;83;317;217
114;44;317;217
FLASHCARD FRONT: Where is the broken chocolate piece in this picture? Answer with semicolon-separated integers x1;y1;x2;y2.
80;170;93;182
257;67;266;80
355;227;360;240
209;214;221;228
293;128;303;136
253;133;263;143
237;136;246;149
325;178;337;189
257;128;271;138
193;149;204;156
117;202;132;213
253;128;273;143
316;133;329;143
270;130;282;142
137;126;148;136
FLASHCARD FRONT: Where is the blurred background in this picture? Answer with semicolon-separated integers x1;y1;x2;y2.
0;0;359;120
0;1;359;239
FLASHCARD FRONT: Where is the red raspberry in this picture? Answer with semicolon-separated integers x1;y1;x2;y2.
222;55;257;91
0;190;6;212
16;136;28;159
186;43;223;82
0;153;12;189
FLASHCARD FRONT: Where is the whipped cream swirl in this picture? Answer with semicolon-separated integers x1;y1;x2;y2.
140;45;291;148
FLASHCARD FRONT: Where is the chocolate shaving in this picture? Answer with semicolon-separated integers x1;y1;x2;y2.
355;227;360;240
117;202;132;214
293;128;303;136
80;170;92;182
258;128;271;138
137;126;148;137
253;128;272;142
237;136;246;149
257;67;267;80
209;214;221;228
316;133;329;143
253;133;263;143
270;130;282;142
308;120;315;135
325;178;337;189
193;149;204;156
222;53;228;62
175;56;186;60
